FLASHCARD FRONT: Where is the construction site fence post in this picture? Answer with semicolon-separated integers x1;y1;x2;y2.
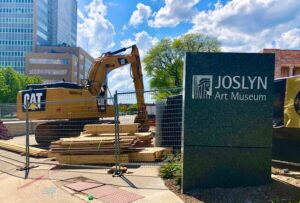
25;102;30;178
113;91;121;176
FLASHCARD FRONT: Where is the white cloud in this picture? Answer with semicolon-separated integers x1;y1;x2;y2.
77;0;115;57
276;28;300;49
129;3;152;27
148;0;199;28
120;31;158;58
188;0;300;52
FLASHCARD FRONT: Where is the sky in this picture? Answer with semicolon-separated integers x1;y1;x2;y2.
77;0;300;93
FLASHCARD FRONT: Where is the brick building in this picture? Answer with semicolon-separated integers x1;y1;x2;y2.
263;49;300;79
26;46;94;84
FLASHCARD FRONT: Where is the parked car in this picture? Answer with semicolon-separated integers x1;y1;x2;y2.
148;114;156;126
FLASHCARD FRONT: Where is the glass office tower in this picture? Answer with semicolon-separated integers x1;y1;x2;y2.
51;0;77;46
0;0;77;73
0;0;34;73
37;0;50;46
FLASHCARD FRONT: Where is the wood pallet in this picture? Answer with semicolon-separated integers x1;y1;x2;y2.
0;140;48;157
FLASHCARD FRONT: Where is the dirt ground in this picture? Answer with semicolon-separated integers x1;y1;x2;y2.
165;167;300;203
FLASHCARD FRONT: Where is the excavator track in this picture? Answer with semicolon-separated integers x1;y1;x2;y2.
35;119;114;146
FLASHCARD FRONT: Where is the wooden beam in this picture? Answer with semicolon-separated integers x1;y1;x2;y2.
134;132;153;141
129;147;172;162
80;133;131;137
83;124;139;134
56;154;129;164
0;141;48;157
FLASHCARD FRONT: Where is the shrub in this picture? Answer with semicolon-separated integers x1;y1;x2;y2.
160;153;182;186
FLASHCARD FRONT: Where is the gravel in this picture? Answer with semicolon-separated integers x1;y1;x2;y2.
164;167;300;203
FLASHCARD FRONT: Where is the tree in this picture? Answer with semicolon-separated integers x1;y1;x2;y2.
143;33;220;98
127;104;138;115
0;67;42;103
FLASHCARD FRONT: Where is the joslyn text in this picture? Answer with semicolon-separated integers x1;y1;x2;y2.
212;75;268;101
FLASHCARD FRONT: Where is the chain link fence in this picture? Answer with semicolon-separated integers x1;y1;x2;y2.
0;103;17;119
0;88;184;180
115;88;183;170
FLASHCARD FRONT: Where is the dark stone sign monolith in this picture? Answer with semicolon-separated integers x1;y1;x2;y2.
182;53;274;192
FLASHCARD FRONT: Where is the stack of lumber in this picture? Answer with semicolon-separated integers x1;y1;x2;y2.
55;147;172;164
0;120;12;140
49;136;138;156
0;140;48;157
81;124;154;147
49;123;172;164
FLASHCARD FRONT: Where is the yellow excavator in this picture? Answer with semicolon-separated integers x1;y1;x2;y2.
273;76;300;162
16;45;149;145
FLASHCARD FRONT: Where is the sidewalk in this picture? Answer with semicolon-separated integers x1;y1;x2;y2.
0;151;183;203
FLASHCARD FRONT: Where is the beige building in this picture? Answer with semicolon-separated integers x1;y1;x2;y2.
263;49;300;79
26;46;94;83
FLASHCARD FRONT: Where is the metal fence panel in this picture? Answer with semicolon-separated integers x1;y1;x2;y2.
0;103;17;119
20;96;120;178
115;88;183;169
0;88;184;180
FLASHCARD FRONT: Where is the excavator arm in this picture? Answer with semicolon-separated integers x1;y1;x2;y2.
88;45;149;131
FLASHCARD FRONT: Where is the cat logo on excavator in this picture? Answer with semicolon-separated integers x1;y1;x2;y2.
22;90;46;112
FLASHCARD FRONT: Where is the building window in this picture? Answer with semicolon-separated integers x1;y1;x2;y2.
29;58;69;65
293;67;300;76
84;58;93;77
281;66;289;77
80;64;84;71
80;54;84;60
29;69;67;75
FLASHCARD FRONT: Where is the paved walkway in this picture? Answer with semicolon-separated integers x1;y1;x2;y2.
0;148;183;203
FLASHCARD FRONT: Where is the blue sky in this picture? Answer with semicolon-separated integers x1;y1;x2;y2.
77;0;300;92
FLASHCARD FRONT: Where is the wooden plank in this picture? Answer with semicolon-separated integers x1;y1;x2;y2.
57;136;135;142
129;147;172;162
134;132;153;141
162;147;172;156
0;140;48;157
50;143;133;148
80;135;137;140
51;141;133;146
133;140;152;147
53;137;135;146
83;124;139;134
80;133;131;137
50;149;141;155
56;154;129;164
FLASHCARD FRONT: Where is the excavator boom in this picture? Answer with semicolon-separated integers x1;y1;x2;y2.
87;45;148;131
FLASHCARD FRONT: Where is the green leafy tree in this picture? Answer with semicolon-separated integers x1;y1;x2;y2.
0;67;42;103
144;33;220;98
119;104;128;113
127;104;138;115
